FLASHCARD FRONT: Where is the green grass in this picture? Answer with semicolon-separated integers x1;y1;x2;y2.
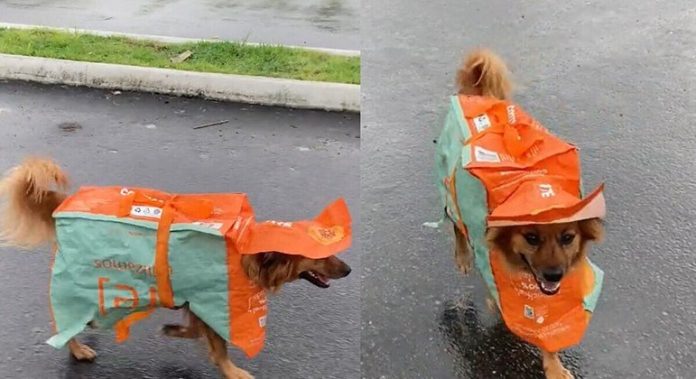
0;29;360;84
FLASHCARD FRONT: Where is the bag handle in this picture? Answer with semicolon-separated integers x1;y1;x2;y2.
462;101;544;158
103;188;215;344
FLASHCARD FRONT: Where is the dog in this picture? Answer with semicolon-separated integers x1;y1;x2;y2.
450;49;604;379
0;158;352;379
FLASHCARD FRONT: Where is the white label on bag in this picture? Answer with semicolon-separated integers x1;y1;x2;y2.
130;206;162;219
507;105;516;123
473;114;491;132
524;305;535;319
265;220;293;228
193;222;224;230
474;146;501;163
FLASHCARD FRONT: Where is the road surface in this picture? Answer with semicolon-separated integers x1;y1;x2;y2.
0;80;360;379
361;0;696;378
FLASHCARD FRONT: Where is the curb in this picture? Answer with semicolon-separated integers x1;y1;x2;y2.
0;54;360;112
0;22;360;57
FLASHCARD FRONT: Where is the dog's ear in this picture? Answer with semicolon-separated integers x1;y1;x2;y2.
578;218;604;242
485;226;512;253
241;253;264;284
243;252;296;293
264;253;296;293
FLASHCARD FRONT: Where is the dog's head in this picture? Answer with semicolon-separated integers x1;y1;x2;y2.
486;218;603;295
241;252;351;293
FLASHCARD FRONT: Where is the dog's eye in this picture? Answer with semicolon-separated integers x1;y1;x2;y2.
560;233;575;245
523;233;540;246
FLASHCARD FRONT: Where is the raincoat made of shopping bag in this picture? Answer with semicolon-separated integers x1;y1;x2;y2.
434;95;606;352
47;186;352;358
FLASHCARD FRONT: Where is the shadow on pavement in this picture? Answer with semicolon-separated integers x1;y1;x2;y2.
439;297;588;379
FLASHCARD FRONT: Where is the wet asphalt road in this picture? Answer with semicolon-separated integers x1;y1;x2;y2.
0;80;360;379
362;1;695;378
0;0;359;50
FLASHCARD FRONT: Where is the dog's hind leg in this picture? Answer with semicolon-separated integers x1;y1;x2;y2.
199;315;254;379
453;223;473;275
541;349;573;379
67;338;96;361
162;307;204;339
485;297;498;315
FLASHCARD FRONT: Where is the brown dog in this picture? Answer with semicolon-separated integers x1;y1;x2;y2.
0;158;351;379
452;50;604;379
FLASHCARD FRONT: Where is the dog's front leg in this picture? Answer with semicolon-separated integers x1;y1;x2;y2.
201;319;254;379
67;338;96;361
453;224;473;274
541;349;573;379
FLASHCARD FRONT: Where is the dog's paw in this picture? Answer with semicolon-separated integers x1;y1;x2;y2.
545;366;574;379
162;323;185;337
455;251;473;275
223;367;254;379
162;323;200;339
71;343;97;361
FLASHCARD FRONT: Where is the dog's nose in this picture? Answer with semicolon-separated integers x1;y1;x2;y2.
541;267;563;282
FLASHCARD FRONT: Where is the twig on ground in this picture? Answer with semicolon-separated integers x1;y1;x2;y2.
193;120;230;130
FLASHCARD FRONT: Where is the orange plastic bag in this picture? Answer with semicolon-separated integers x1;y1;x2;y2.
435;95;605;352
48;186;352;357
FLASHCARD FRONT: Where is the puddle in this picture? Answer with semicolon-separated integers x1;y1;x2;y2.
136;0;175;16
439;297;589;378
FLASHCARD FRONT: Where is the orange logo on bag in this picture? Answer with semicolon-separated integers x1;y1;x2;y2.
308;225;345;245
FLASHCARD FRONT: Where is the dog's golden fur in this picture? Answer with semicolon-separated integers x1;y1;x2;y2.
0;157;351;379
452;50;604;379
0;157;68;249
455;48;512;100
241;252;351;293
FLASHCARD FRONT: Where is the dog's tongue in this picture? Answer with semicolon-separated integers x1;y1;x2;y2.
315;273;329;286
301;271;331;288
540;280;560;293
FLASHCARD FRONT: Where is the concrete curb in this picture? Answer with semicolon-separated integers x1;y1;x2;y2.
0;22;360;57
0;54;360;112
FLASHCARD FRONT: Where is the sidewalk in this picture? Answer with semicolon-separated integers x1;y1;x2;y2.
0;24;360;112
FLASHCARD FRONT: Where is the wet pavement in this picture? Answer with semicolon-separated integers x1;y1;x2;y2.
0;0;359;50
0;80;360;379
361;1;695;378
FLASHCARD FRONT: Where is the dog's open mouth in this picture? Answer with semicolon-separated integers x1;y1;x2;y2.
520;254;561;295
537;279;561;295
300;270;330;288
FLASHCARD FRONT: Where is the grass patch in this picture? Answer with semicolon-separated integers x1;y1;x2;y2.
0;29;360;84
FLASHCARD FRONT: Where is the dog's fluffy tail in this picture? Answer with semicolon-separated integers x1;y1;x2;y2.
0;158;69;249
455;49;512;100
